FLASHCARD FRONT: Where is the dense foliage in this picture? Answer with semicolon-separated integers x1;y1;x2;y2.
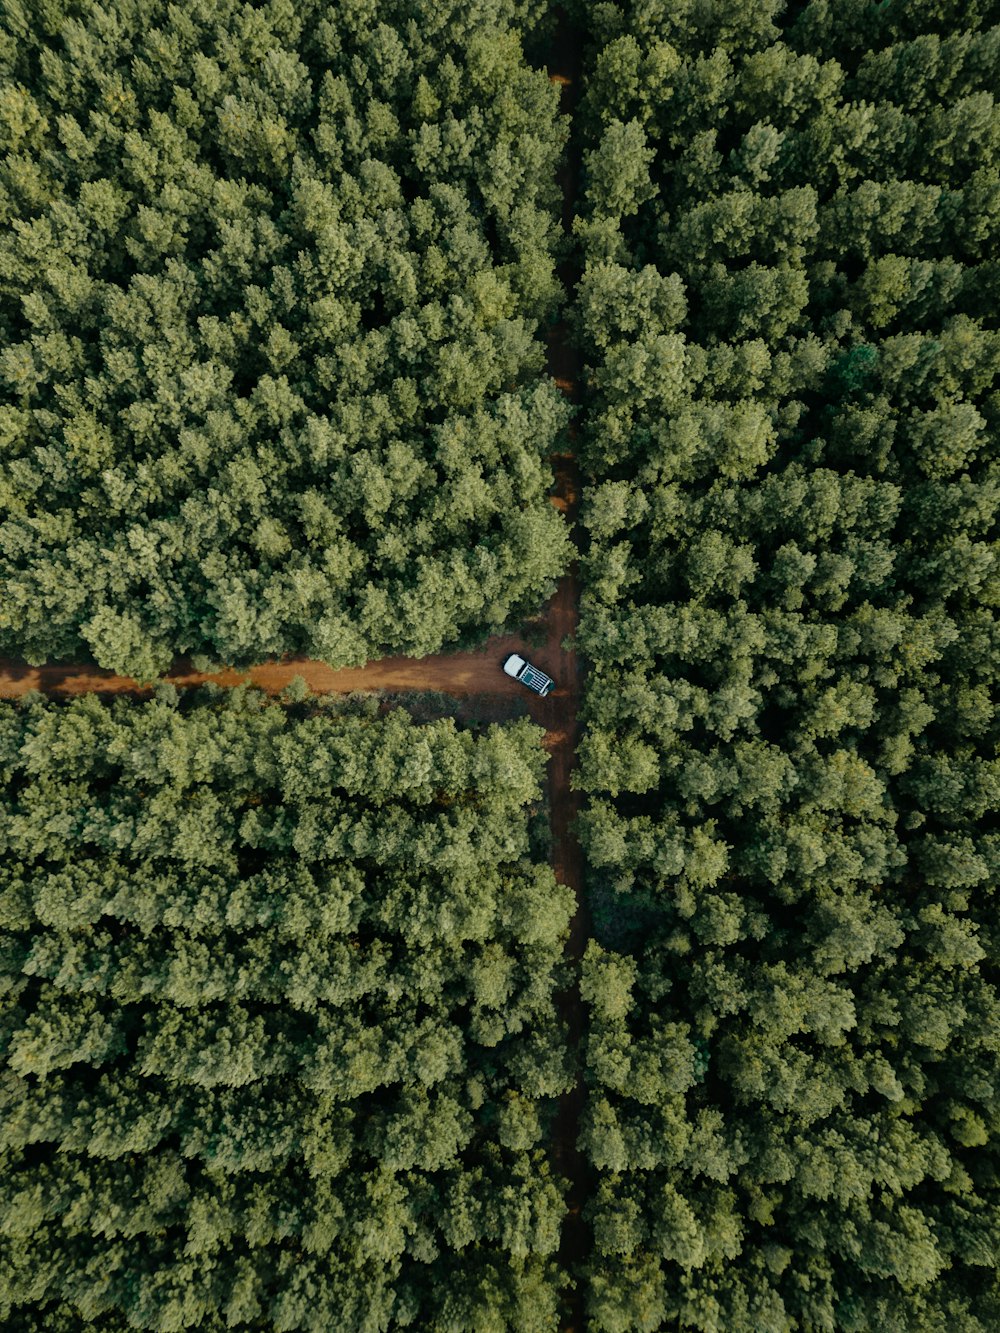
0;0;571;678
6;1;1000;1327
574;2;1000;1329
0;689;573;1329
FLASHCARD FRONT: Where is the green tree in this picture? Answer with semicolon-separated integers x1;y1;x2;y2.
0;688;570;1327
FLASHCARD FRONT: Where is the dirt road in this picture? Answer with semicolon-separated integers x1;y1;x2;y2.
543;12;588;1331
0;619;566;702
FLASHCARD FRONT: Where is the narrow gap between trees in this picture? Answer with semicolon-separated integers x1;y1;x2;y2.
540;9;589;1332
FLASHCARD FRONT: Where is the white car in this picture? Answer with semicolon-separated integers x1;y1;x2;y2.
503;653;555;697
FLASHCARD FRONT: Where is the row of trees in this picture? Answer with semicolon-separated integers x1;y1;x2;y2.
574;2;1000;1329
0;0;571;678
0;687;573;1329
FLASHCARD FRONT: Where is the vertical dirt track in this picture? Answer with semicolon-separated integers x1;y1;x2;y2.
544;11;588;1330
537;462;588;1333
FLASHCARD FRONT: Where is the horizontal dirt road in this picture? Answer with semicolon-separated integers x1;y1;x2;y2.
0;623;564;702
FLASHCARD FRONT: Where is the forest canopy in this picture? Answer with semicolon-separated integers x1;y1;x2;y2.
573;1;1000;1329
0;687;573;1330
3;0;1000;1328
0;0;571;678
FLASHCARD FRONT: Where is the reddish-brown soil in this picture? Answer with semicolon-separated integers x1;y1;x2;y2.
0;620;565;703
